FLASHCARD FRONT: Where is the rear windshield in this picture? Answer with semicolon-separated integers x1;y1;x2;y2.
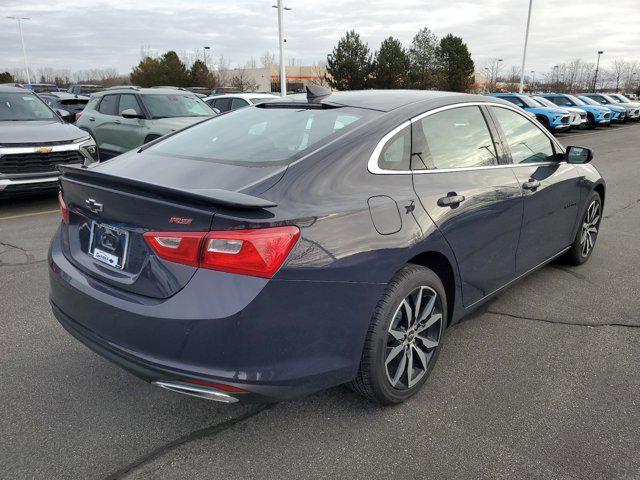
0;93;55;121
140;94;214;119
148;106;376;166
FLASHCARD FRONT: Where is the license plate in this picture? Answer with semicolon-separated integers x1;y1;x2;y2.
89;222;129;269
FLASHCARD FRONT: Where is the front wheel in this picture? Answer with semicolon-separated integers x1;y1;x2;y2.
563;191;602;265
349;265;446;405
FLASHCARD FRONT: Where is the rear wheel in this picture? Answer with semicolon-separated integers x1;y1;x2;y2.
563;191;602;265
349;265;446;405
586;112;597;129
537;115;552;132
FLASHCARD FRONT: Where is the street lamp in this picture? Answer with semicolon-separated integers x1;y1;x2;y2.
593;50;604;91
7;16;31;84
203;46;211;67
272;2;292;96
518;0;533;94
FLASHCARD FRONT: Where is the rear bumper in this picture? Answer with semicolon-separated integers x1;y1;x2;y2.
48;227;382;402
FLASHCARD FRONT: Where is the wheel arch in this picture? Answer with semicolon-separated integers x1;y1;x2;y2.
407;251;456;326
594;182;605;209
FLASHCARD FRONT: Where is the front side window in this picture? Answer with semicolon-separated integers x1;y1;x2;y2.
118;94;142;116
230;98;249;110
503;96;525;108
140;94;214;119
148;106;375;166
0;93;55;121
414;106;498;170
492;107;555;164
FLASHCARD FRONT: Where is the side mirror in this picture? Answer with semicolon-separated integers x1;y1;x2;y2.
55;109;73;122
566;146;593;164
121;108;144;119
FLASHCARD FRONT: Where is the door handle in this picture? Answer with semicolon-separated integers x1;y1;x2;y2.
522;179;540;190
437;193;466;207
115;119;122;124
88;116;95;121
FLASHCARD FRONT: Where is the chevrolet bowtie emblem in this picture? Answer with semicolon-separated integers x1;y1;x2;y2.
85;198;103;214
36;146;53;153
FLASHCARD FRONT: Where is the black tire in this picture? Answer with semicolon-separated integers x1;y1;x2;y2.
349;264;446;405
537;115;552;132
563;191;602;266
586;112;597;129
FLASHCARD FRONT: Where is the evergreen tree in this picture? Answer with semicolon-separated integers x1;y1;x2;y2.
373;37;410;89
189;59;216;88
326;30;373;90
408;28;439;89
130;56;162;87
158;51;189;87
436;34;474;92
0;72;14;83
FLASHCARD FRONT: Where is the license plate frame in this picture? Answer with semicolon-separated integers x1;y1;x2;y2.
88;222;129;269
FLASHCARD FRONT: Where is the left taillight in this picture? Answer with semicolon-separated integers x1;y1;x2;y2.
58;190;69;224
143;226;300;279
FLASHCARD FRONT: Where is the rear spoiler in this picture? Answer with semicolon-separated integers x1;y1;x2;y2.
58;164;277;209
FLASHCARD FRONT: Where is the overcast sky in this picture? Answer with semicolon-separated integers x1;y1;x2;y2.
2;0;639;76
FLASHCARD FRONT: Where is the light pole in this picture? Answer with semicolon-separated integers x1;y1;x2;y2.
530;70;535;91
518;0;533;94
272;2;291;96
7;16;31;84
203;46;211;68
593;50;604;91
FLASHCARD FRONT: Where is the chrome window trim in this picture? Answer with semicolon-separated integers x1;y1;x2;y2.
367;101;566;175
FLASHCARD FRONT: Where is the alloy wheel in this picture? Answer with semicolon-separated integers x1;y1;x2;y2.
580;200;600;257
385;286;442;390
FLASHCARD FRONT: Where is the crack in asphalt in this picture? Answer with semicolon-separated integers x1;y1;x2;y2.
103;404;271;480
604;197;640;219
0;240;36;266
487;309;639;329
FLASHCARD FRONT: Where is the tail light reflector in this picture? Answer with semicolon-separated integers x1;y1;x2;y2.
75;111;83;122
143;226;300;278
179;378;247;393
58;190;69;224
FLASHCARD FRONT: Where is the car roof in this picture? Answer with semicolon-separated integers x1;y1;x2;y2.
0;84;30;93
95;87;198;96
203;93;280;101
282;90;498;113
39;92;90;100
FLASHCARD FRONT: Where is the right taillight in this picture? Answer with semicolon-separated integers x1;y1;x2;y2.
143;226;300;279
58;190;69;224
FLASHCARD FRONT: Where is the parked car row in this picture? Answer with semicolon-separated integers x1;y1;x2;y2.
486;92;640;134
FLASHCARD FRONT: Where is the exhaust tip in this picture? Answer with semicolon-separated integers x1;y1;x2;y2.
152;380;239;403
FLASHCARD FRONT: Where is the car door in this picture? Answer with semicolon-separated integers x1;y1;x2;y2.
111;94;148;152
410;105;523;307
90;94;119;157
488;105;580;274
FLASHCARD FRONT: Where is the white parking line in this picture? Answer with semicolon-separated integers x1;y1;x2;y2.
560;124;638;139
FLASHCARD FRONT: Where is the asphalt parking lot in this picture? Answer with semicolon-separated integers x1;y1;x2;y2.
1;123;639;480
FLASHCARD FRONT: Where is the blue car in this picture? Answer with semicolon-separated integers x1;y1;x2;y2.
576;95;626;123
486;93;571;132
25;83;60;93
49;89;605;405
540;93;613;127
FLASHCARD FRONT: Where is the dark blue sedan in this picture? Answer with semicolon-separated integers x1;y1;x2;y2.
49;89;605;405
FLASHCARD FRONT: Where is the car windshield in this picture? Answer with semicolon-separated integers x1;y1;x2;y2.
609;94;631;103
566;95;587;106
140;94;215;119
80;86;104;94
515;96;538;108
0;92;55;121
148;105;377;166
532;96;556;108
579;96;600;106
30;85;59;93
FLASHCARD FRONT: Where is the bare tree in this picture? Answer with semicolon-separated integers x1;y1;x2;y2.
260;51;276;69
483;58;504;91
309;60;329;87
245;57;258;69
610;59;628;91
215;54;232;85
230;68;260;92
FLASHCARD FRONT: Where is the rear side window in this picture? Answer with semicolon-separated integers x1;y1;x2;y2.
491;107;555;164
230;98;249;110
98;95;118;115
414;106;498;170
148;106;376;165
213;98;231;112
503;96;525;108
377;126;411;171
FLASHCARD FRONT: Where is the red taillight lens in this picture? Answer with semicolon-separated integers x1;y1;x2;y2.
179;378;247;393
58;190;69;224
75;112;82;122
143;226;300;278
143;231;207;267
